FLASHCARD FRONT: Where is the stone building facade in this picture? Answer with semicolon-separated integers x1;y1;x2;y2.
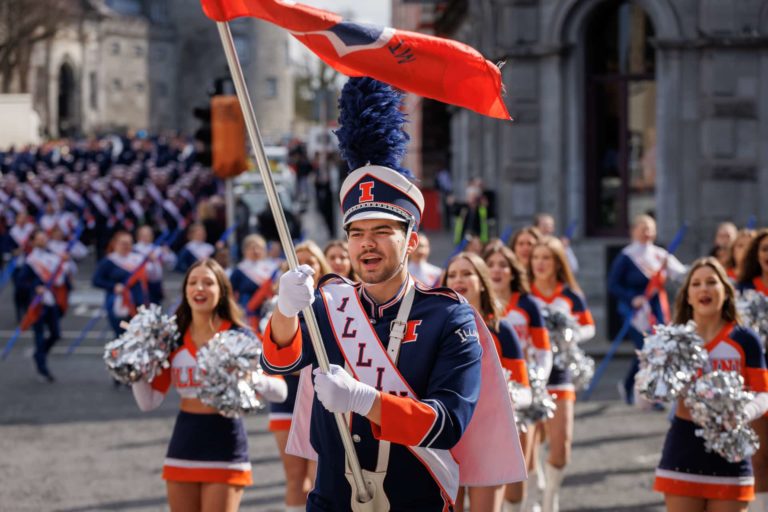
393;0;768;336
26;0;293;142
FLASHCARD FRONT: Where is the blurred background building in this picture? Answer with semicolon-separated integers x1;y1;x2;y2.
393;0;768;335
1;0;294;143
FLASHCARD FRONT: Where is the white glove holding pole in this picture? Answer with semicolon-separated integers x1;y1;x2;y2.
313;365;379;416
277;264;316;317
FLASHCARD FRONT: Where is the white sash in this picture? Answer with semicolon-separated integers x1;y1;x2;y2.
185;241;214;262
320;281;460;500
237;259;278;287
27;249;62;305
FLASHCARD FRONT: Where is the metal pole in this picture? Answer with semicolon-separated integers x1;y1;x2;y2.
215;22;373;505
225;179;236;260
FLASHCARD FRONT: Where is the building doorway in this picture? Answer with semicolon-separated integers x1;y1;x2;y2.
57;62;77;136
584;1;656;236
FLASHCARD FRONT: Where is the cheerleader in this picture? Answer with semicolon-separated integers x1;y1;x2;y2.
323;239;356;281
92;231;147;337
529;236;595;512
407;233;441;285
727;229;756;283
483;241;552;511
175;223;214;274
442;251;531;512
130;259;288;512
268;240;329;512
509;227;541;269
737;229;768;511
230;234;278;325
608;214;687;405
655;257;768;512
134;225;177;305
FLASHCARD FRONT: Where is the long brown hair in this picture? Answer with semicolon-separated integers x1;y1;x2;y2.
673;257;739;325
324;239;356;280
727;228;756;271
175;258;246;336
482;240;530;294
737;228;768;285
296;240;332;281
509;226;541;254
441;251;502;330
529;236;581;294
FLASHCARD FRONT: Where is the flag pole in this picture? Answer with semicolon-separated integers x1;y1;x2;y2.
215;22;374;506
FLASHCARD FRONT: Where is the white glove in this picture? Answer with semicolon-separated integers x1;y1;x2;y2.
313;365;379;416
251;372;288;403
277;264;316;317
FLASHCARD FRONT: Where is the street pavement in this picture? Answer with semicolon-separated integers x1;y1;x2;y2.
0;220;669;511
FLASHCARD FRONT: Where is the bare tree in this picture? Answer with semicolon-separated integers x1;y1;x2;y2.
0;0;81;93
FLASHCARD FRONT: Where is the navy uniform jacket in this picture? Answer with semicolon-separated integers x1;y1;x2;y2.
262;275;483;511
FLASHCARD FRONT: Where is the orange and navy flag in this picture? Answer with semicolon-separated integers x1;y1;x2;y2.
200;0;511;120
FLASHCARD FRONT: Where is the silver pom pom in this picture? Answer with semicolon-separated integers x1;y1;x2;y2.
506;378;528;432
516;359;557;425
635;321;709;402
736;289;768;351
542;306;595;390
196;329;266;418
683;370;759;463
103;304;179;384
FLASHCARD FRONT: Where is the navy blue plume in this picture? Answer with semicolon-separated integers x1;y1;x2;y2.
335;77;413;180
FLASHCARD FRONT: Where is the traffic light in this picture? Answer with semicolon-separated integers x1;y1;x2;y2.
193;105;212;166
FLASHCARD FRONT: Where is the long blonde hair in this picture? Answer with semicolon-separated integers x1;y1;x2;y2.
530;236;581;294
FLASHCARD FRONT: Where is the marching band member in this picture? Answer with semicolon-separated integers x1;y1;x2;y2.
408;233;442;285
16;229;71;382
655;257;768;512
261;77;522;511
443;251;531;512
324;239;356;281
608;214;687;406
484;241;552;511
737;229;768;511
175;223;215;274
529;236;595;512
134;225;177;305
130;259;288;512
48;225;88;262
92;231;147;337
509;226;541;270
9;210;35;319
230;234;277;313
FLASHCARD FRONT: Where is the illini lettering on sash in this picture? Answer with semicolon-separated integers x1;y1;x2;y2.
326;282;415;396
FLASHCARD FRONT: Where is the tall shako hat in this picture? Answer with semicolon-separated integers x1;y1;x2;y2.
336;77;425;232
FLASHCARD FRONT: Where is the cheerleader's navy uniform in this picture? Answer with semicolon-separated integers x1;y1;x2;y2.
138;321;253;486
92;252;147;336
654;323;768;501
530;284;595;401
268;373;299;431
502;292;553;379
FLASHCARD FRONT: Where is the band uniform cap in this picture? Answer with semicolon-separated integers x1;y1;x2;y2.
340;165;425;230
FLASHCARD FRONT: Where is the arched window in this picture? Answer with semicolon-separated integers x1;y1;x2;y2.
584;2;656;236
58;63;76;137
